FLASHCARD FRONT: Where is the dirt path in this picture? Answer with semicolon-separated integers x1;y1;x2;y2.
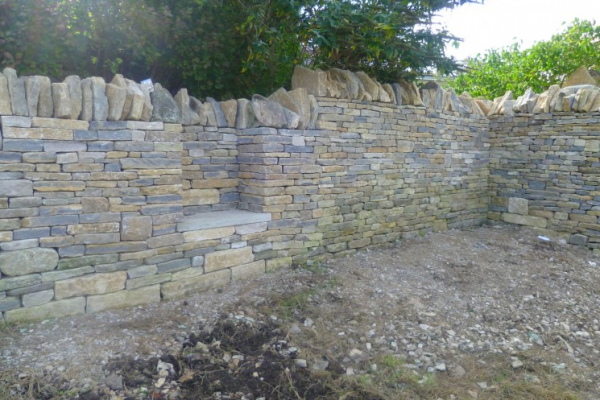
1;224;599;399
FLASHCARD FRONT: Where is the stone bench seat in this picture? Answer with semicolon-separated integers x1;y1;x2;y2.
177;209;272;232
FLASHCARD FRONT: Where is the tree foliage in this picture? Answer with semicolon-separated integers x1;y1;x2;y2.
0;0;475;99
448;19;600;99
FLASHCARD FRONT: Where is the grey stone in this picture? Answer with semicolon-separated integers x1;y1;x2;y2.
42;266;95;282
22;290;54;307
140;83;153;121
121;216;152;241
80;78;93;121
327;69;362;100
391;83;403;106
178;210;271;232
308;95;319;130
252;94;287;128
6;282;54;296
283;108;300;129
0;297;21;312
570;234;589;246
206;97;227;127
64;75;82;119
508;197;528;215
150;83;179;123
4;68;28;116
51;83;71;119
90;77;109;121
25;76;41;117
288;88;311;130
174;88;193;125
220;99;237;128
0;275;42;292
0;248;59;277
0;72;12;115
110;74;132;120
105;83;126;121
0;180;33;196
235;98;256;129
125;79;145;120
189;97;208;126
105;374;123;391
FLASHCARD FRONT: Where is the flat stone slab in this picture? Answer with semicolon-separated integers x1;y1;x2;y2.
177;210;271;232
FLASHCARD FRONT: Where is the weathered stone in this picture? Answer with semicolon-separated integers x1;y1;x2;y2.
231;260;265;281
398;80;423;106
105;83;126;121
283;108;300;129
183;226;235;243
110;74;132;120
205;247;254;273
374;82;391;103
563;66;597;88
570;234;589;246
5;297;85;322
327;69;362;100
161;269;230;300
508;197;528;215
183;189;220;206
291;66;327;97
220;99;237;128
121;216;153;241
64;75;82;119
474;98;492;115
25;76;41;117
235;98;256;129
51;83;71;119
0;297;21;312
3;68;28;116
125;80;145;120
150;83;179;123
42;266;95;282
308;95;319;129
0;72;12;115
140;83;153;121
0;248;58;277
0;275;41;292
356;72;379;101
382;84;396;105
489;91;514;115
87;284;160;313
80;78;93;121
512;88;536;113
288;88;311;130
22;290;54;307
0;180;32;196
206;98;227;127
502;213;547;228
458;92;484;115
503;100;515;116
55;271;127;300
174;88;193;125
90;77;109;121
189;97;208;126
252;94;287;128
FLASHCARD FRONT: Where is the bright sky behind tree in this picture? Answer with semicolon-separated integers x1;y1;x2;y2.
434;0;600;60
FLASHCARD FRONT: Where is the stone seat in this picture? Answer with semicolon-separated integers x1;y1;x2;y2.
177;209;272;232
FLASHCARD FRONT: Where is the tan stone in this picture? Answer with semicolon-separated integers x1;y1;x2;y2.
291;66;327;97
204;247;254;273
183;189;220;206
110;74;133;120
2;127;73;140
87;285;160;313
55;271;127;300
105;83;126;121
183;227;235;243
266;257;292;272
508;197;528;215
489;91;514;115
31;117;88;130
121;216;152;241
125;80;145;120
220;99;238;128
64;75;83;120
51;82;71;119
562;66;597;88
502;213;547;228
355;72;379;101
161;269;230;300
232;260;265;281
5;297;85;322
171;267;203;281
0;72;12;115
67;222;120;235
288;88;311;130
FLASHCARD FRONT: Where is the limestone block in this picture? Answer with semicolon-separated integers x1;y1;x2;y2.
283;108;300;129
308;95;319;129
25;76;41;117
125;80;145;120
584;140;600;152
0;248;58;277
174;88;193;125
508;197;528;215
5;297;85;322
0;180;33;196
140;83;153;121
110;74;132;120
382;84;396;104
220;99;237;128
231;260;265;281
206;97;228;127
235;98;256;129
0;72;12;115
105;83;126;121
22;289;54;307
160;269;230;300
502;213;547;229
87;284;160;313
512;87;536;113
64;75;82;119
562;66;597;88
291;66;327;97
55;271;127;299
189;97;208;126
204;247;254;273
80;78;93;121
121;216;153;241
285;89;309;130
51;83;71;119
183;226;235;243
489;91;514;115
150;83;179;123
355;71;379;101
183;189;219;206
398;80;423;106
3;68;28;116
252;94;287;128
91;77;109;121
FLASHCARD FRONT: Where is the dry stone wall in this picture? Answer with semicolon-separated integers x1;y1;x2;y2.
1;64;600;322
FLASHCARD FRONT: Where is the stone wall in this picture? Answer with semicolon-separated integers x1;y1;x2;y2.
488;112;600;252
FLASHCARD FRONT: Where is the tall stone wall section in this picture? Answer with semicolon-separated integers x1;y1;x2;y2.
489;112;600;253
237;99;490;263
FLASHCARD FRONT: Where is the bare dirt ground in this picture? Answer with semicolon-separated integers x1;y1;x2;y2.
1;223;600;400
